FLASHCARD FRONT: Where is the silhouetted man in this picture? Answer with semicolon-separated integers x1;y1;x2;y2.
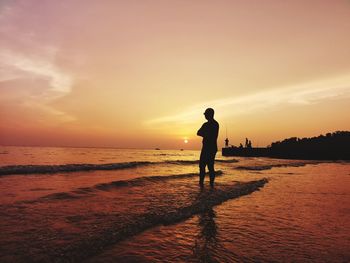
197;108;219;187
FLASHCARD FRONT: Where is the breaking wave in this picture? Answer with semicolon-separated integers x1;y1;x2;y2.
0;162;153;176
95;170;223;191
168;159;238;165
0;159;238;176
25;171;224;203
235;162;318;171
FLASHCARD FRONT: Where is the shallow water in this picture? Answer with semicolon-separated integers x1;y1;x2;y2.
90;163;350;263
0;146;349;262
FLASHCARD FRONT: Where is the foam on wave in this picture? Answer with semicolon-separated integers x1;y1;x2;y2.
235;162;316;171
0;162;153;175
26;171;224;203
95;170;223;191
169;159;238;165
0;159;238;175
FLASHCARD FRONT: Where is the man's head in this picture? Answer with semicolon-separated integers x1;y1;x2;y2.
204;108;214;120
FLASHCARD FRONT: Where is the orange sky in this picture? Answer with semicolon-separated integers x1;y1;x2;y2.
1;0;350;149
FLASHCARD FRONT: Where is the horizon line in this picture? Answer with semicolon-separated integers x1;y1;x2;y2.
1;130;347;150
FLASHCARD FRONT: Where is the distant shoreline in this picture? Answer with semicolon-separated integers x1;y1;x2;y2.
222;147;350;161
223;131;350;160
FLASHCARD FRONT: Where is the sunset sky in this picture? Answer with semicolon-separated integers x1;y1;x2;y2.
1;0;350;149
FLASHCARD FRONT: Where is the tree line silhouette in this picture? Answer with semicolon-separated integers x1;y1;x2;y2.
268;131;350;160
222;131;350;160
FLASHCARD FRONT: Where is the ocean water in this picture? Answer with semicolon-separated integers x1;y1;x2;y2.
0;146;349;262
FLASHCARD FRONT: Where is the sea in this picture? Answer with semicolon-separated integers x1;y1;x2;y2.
0;146;349;262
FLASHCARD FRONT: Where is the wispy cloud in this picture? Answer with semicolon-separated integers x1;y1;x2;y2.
146;74;350;125
0;48;72;94
0;0;75;125
0;48;75;122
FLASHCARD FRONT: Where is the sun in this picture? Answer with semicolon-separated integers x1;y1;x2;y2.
184;139;189;144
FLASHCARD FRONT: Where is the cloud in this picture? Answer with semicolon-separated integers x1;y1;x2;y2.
0;1;75;124
146;74;350;126
0;49;75;123
0;49;71;94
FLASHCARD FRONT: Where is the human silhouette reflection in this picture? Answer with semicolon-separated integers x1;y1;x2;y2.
193;207;218;262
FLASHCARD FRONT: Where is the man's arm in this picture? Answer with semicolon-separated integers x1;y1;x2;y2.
215;123;219;140
197;123;206;137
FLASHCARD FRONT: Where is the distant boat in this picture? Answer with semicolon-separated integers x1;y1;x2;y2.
155;148;160;150
180;149;184;151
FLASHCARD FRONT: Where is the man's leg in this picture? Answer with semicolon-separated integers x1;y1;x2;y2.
199;151;206;186
208;152;216;187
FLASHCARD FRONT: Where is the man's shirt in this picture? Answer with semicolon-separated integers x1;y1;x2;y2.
197;120;219;152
